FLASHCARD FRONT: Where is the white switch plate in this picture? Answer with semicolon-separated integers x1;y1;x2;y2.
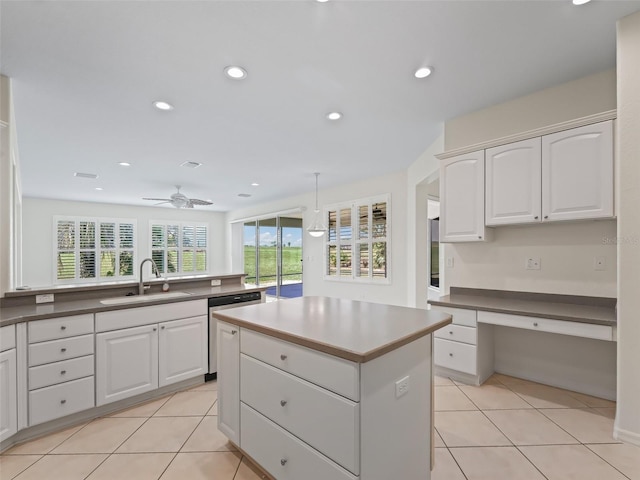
210;279;221;286
594;256;606;271
395;376;410;398
35;294;55;304
446;257;454;268
525;257;541;270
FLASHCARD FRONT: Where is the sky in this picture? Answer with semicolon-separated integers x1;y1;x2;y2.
243;225;302;248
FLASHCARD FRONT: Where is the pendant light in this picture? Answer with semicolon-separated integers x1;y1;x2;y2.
307;172;327;237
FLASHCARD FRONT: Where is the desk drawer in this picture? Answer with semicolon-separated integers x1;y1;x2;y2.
434;338;477;375
29;314;94;343
241;329;359;401
0;325;16;352
241;354;359;474
29;376;95;426
29;355;94;390
431;306;477;327
477;311;614;341
434;324;477;345
29;334;94;366
241;403;358;480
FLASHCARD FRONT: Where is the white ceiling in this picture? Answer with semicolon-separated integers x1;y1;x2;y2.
2;0;639;211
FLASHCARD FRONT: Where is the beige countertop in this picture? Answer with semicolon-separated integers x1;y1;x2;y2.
428;288;616;326
0;284;266;326
212;296;452;363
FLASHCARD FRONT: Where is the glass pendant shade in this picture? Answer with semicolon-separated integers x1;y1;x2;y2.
307;173;326;237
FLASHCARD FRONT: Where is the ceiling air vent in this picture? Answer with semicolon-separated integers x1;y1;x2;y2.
73;172;98;179
180;161;202;169
238;193;252;198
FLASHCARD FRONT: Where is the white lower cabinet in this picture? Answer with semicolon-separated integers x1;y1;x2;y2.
0;348;18;442
96;315;207;406
216;320;240;444
29;377;94;426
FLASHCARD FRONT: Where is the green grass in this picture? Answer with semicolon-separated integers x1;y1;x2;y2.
244;246;302;284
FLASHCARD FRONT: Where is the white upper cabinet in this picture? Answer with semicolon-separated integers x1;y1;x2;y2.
486;138;542;225
542;120;614;222
440;151;490;242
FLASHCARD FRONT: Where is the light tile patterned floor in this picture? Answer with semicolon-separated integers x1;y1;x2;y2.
1;375;639;479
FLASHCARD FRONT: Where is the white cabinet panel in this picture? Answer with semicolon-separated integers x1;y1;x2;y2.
0;349;17;441
434;324;477;345
217;321;240;444
440;151;489;242
29;376;94;426
28;314;94;343
28;355;94;390
486;138;542;225
1;325;16;352
159;315;208;387
28;334;94;367
96;325;158;406
542;120;613;222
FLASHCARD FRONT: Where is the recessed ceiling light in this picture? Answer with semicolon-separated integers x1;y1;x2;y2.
74;172;98;179
572;0;591;4
224;66;247;79
95;187;103;191
251;182;260;187
153;101;174;111
316;0;329;3
118;162;131;167
326;112;342;121
414;66;433;79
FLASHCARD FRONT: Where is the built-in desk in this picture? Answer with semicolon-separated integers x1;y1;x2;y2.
428;288;617;400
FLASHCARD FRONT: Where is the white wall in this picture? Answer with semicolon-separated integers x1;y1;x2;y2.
442;69;618;297
227;170;410;306
21;198;228;288
615;10;640;446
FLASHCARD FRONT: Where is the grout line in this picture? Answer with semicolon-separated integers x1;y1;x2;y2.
6;454;46;480
445;446;470;480
157;452;180;479
513;445;551;480
583;444;633;480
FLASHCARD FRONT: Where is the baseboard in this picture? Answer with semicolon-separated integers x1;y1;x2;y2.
614;424;640;447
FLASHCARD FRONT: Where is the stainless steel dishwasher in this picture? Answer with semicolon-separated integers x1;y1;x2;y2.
206;291;263;380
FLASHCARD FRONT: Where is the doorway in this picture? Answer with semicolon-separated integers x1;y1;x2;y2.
243;215;303;299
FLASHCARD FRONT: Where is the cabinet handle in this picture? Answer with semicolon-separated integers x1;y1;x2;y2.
231;330;237;335
533;322;539;327
60;348;67;353
280;400;287;407
449;331;453;335
544;215;549;219
478;236;482;239
60;325;67;330
153;327;157;331
449;353;453;357
60;399;66;404
534;216;539;220
60;370;66;375
161;325;165;330
280;354;287;361
280;459;287;466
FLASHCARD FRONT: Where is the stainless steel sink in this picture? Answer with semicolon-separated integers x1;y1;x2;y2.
99;291;192;305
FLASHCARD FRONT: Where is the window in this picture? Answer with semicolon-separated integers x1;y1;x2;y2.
150;222;208;276
54;217;136;283
325;195;389;282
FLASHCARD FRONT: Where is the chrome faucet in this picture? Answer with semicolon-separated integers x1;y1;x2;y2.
139;258;161;295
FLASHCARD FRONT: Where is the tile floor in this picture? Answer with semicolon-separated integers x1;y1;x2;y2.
1;374;639;479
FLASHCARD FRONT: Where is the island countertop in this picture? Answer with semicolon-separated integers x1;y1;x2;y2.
212;296;452;363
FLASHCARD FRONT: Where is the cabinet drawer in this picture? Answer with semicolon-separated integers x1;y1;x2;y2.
29;334;94;367
0;324;16;352
95;299;206;332
434;338;477;375
430;306;477;327
29;314;94;343
241;403;358;480
29;376;95;426
241;355;359;474
29;355;94;390
477;311;614;341
241;329;359;401
434;324;477;345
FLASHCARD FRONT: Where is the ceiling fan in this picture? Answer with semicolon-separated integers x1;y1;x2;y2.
143;185;213;209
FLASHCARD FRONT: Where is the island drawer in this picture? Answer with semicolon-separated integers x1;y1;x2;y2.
28;314;94;343
241;403;358;480
241;354;359;474
434;338;477;375
29;334;94;366
29;376;95;426
241;329;359;401
430;306;477;327
434;324;477;345
29;355;94;390
0;324;16;352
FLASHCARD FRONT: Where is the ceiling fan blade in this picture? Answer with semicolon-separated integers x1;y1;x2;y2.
188;198;213;205
184;201;194;209
143;197;171;201
154;201;171;206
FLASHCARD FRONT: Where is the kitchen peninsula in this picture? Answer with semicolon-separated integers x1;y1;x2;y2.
213;296;451;480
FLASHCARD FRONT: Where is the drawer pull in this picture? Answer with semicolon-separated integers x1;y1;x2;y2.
60;325;67;330
60;370;67;375
449;331;453;335
280;459;287;466
280;354;287;361
161;325;165;330
231;330;237;335
533;322;539;327
153;327;157;331
280;400;287;407
534;216;539;220
449;353;453;357
60;399;67;404
60;348;67;353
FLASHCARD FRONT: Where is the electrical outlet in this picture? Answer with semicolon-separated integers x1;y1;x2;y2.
35;294;54;304
525;257;541;270
594;256;606;271
210;279;221;286
395;376;410;398
446;257;454;268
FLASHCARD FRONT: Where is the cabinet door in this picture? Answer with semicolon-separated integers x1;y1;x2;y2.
440;151;488;242
217;321;240;444
0;349;17;442
96;325;158;406
542;120;614;222
159;315;208;387
486;138;542;225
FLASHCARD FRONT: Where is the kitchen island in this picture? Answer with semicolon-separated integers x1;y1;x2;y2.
212;296;451;480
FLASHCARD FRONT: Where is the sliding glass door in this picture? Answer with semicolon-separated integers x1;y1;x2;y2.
244;216;303;299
